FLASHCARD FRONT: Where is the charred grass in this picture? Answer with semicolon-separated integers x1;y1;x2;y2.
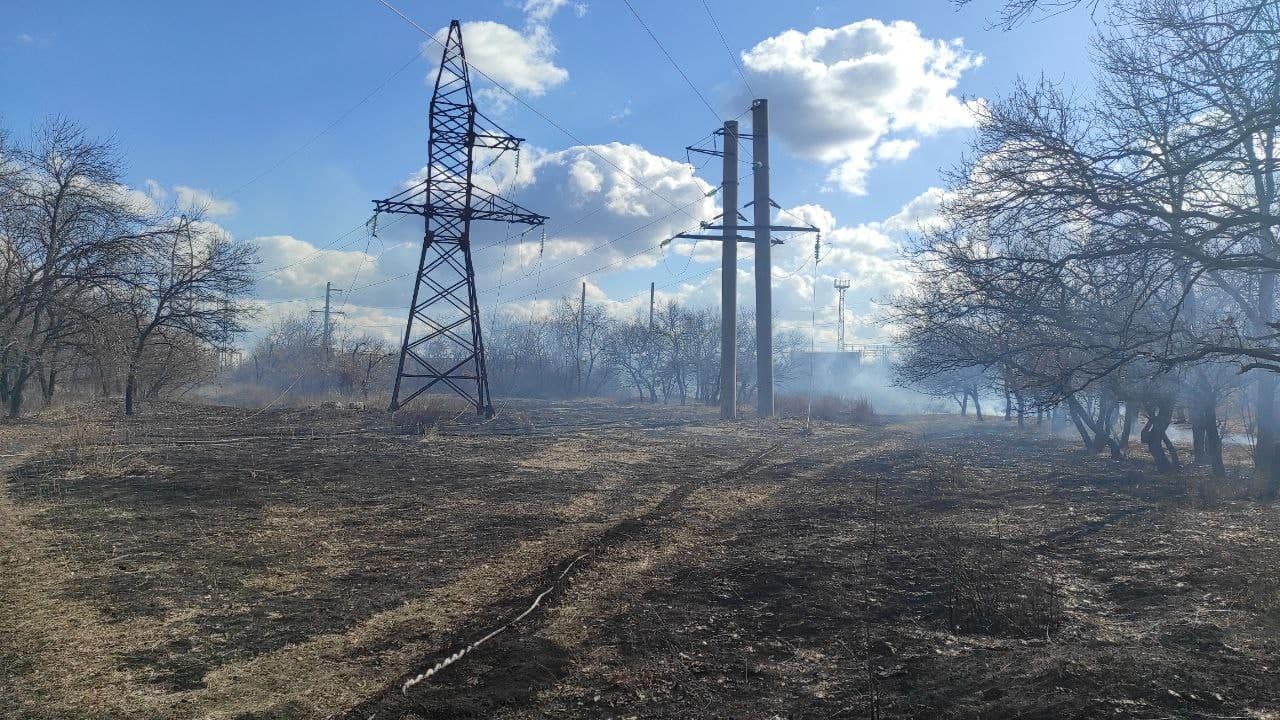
2;402;1279;719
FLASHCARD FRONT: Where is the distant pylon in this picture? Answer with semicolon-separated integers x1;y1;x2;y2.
834;276;851;352
374;20;548;416
310;281;345;361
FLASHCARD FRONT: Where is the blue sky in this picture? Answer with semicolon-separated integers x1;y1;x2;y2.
1;0;1097;346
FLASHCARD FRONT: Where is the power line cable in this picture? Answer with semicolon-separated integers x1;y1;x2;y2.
343;263;721;329
348;214;721;313
620;0;722;122
701;0;755;98
806;229;821;427
476;184;720;304
230;50;423;198
345;187;716;299
200;50;421;316
254;296;327;306
492;224;717;306
256;213;409;282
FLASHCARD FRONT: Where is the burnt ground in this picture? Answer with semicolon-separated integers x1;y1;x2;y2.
1;399;1279;719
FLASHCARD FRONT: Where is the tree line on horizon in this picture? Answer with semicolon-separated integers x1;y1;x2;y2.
234;301;815;409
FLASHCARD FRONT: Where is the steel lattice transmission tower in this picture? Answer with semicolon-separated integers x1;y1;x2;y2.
834;276;851;352
374;20;547;416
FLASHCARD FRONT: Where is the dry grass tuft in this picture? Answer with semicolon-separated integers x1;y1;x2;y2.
924;528;1062;637
775;393;876;423
391;396;474;435
21;413;160;498
921;455;970;494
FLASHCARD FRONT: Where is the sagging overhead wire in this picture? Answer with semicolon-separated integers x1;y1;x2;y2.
806;229;821;427
333;213;390;315
346;186;719;300
258;214;408;280
354;210;726;315
231;49;422;198
620;0;722;122
701;0;754;98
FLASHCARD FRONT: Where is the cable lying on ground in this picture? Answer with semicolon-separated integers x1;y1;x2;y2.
396;434;794;697
400;553;588;695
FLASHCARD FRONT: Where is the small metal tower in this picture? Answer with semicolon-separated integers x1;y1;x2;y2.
374;20;547;416
834;276;851;352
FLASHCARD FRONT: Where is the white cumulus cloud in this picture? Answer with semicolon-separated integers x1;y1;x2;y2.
175;185;237;218
254;235;376;301
324;142;718;321
875;138;919;161
523;0;580;24
737;20;982;194
433;21;567;98
881;186;949;232
428;0;583;111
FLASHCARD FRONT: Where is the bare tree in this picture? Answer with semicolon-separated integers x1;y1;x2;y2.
956;0;1105;29
335;331;394;400
118;218;256;414
606;313;662;403
898;0;1276;483
0;118;160;417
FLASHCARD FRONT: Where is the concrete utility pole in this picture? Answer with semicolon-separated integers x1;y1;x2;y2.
310;281;345;361
323;282;333;358
752;99;773;418
720;120;739;419
673;99;819;421
576;281;585;393
649;281;656;330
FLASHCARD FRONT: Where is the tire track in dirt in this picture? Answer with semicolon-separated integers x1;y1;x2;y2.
339;422;908;719
338;434;799;720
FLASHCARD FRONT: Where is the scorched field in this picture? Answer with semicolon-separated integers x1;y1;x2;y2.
2;400;1279;719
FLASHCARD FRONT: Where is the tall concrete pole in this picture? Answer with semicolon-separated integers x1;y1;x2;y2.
649;281;655;330
720;120;739;419
322;281;333;361
752;99;774;418
576;280;585;394
311;282;341;362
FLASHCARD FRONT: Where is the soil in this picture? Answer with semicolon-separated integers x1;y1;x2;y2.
2;399;1278;719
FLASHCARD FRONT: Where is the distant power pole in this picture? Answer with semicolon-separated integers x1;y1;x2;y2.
576;281;586;394
310;281;345;361
834;276;851;352
216;294;234;368
752;99;774;418
649;281;656;330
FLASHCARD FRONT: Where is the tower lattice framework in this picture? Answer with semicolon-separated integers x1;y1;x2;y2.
834;276;851;352
375;20;547;416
